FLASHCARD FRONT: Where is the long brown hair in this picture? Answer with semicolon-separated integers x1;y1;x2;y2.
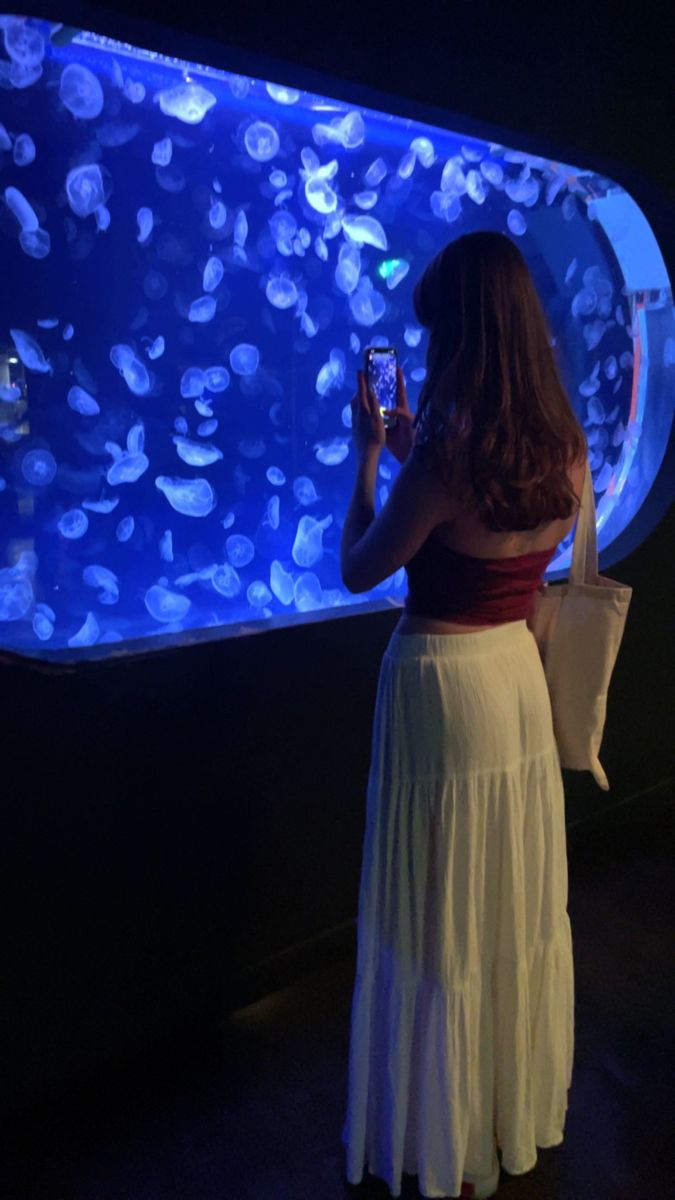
411;230;588;531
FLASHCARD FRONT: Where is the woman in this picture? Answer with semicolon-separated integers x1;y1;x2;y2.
340;231;587;1199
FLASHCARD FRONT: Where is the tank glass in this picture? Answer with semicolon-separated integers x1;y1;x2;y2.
0;12;673;661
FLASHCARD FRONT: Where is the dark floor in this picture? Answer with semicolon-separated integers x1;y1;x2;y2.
2;783;673;1200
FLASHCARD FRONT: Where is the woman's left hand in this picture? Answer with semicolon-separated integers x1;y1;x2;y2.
351;370;386;458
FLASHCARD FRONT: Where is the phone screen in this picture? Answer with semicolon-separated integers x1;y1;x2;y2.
365;346;398;428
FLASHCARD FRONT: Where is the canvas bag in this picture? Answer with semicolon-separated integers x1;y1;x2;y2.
528;461;633;791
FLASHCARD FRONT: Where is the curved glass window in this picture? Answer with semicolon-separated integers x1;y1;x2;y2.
0;12;672;661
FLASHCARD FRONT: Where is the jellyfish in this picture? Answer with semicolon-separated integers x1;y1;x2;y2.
269;169;287;187
234;211;248;247
335;245;361;295
57;508;89;539
348;277;386;327
173;436;223;466
19;228;50;259
204;365;230;392
210;563;241;598
33;612;54;641
266;466;286;486
341;214;388;250
152;137;173;165
270;560;294;605
59;63;104;118
203;255;224;292
124;78;145;104
265;274;298;309
189;296;216;323
82;496;119;513
226;534;255;568
13;134;36;167
116;515;134;542
144;584;191;622
10;328;52;373
20;448;55;484
507;209;527;236
385;260;410;290
4;186;39;231
180;367;205;398
221;513;235;530
198;418;218;437
137;206;153;243
263;495;280;530
66;164;105;218
292;514;333;568
67;385;100;415
209;200;227;229
410;367;426;382
105;429;149;485
229;343;259;375
244;120;280;162
63;323;74;340
266;82;300;104
110;344;151;396
247;581;272;608
146;335;165;359
159;530;173;562
305;177;338;214
354;190;378;210
68;612;100;648
294;572;323;612
155;476;216;517
293;476;319;505
155;82;216;124
195;399;213;417
83;564;119;604
314;438;350;466
364;157;387;187
410;136;434;166
404;325;422;347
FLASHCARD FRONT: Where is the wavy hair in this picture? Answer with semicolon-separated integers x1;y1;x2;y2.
411;230;588;531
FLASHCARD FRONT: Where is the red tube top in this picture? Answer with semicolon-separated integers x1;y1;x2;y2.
404;536;558;625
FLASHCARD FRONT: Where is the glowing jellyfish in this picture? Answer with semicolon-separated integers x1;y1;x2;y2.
13;134;35;167
204;366;230;392
116;515;134;542
507;209;527;237
59;63;104;118
229;343;259;375
67;385;99;415
203;255;224;292
265;274;298;310
137;206;153;243
4;185;38;231
244;120;280;163
354;190;378;210
152;137;173;165
228;74;250;99
270;560;294;605
341;214;388;250
410;136;435;166
145;584;191;622
105;430;149;484
364;157;387;187
209;200;226;229
410;367;426;382
305;177;338;214
21;448;56;485
195;399;213;417
266;466;286;486
173;436;223;466
83;564;119;604
180;367;205;398
155;82;216;124
110;344;151;396
294;572;323;611
10;328;52;373
211;563;241;598
335;245;361;295
266;82;300;104
264;495;280;530
292;513;333;568
147;335;165;360
269;169;287;187
0;570;33;621
63;324;74;340
348;278;386;327
384;260;410;290
67;612;100;647
19;228;50;259
159;530;173;562
293;476;319;505
247;581;272;608
33;612;53;641
404;325;423;347
189;296;216;323
66;164;105;218
314;438;350;465
226;534;255;568
82;496;119;513
198;419;218;436
234;211;248;246
57;508;89;539
155;476;216;517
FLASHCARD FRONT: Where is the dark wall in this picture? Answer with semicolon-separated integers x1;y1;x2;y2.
2;0;674;1118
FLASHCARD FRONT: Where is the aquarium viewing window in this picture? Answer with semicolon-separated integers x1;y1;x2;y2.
0;11;673;662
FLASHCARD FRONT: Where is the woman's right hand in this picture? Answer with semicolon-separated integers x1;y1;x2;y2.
385;366;416;465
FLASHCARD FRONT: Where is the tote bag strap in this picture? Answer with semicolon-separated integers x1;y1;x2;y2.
569;460;599;587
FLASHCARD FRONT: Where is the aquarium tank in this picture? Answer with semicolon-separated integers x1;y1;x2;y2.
0;11;673;662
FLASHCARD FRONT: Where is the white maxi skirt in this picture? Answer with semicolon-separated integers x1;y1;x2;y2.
341;619;574;1198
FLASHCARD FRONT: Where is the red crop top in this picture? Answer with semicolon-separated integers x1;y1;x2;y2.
404;535;558;625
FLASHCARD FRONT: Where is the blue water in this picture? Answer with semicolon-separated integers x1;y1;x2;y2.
0;13;673;660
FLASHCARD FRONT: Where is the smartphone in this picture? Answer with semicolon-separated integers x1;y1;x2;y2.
364;346;398;429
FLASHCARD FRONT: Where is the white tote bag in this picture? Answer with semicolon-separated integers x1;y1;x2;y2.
528;461;633;791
